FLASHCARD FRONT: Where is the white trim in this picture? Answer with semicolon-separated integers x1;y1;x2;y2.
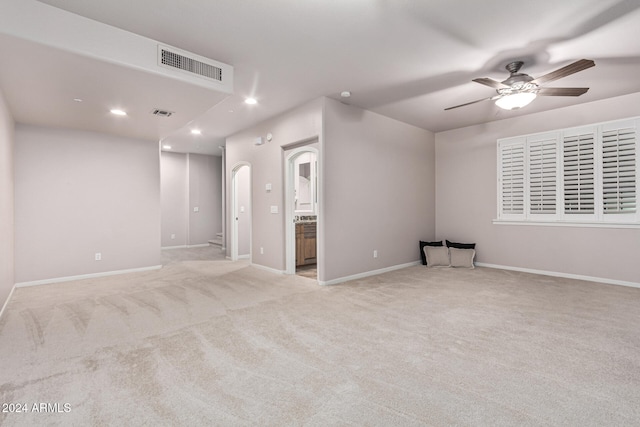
319;261;420;286
186;153;191;245
250;263;285;275
492;219;640;229
238;254;250;260
0;284;17;320
15;265;162;288
284;143;320;276
161;244;210;249
475;262;640;289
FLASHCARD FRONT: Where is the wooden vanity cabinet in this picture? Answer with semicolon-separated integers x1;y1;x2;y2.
296;222;317;266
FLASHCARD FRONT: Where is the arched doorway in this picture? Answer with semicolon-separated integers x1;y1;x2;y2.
230;163;251;261
285;145;320;278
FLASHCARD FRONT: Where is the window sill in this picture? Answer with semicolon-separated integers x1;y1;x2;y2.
492;219;640;229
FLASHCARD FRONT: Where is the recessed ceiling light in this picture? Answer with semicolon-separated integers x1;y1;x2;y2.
73;98;83;103
110;109;127;116
340;91;351;98
191;129;202;135
244;98;257;105
162;145;172;150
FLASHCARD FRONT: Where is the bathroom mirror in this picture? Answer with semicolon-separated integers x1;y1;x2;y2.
294;152;316;214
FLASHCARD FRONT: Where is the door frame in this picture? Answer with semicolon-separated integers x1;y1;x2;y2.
285;146;319;275
230;162;251;262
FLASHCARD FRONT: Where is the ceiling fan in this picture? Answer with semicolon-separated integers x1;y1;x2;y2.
445;59;595;111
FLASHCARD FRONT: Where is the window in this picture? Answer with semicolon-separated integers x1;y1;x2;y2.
528;134;557;215
498;140;525;217
563;130;595;215
497;118;639;226
602;126;636;214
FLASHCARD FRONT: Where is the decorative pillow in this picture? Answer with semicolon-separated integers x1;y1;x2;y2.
419;240;443;265
424;246;450;267
446;239;476;249
449;247;476;268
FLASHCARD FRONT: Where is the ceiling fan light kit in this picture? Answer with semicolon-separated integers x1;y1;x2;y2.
495;92;537;110
446;59;595;111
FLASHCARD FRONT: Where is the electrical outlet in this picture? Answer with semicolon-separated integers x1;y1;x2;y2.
260;247;264;255
171;234;176;239
373;250;378;258
193;207;199;212
95;252;102;261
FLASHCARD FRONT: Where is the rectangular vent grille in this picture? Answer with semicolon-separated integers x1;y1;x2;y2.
160;48;222;81
152;109;174;118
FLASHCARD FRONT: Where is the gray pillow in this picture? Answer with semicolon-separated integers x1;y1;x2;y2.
449;247;475;268
424;246;450;267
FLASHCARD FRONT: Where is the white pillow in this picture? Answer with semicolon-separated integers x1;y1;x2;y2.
449;247;475;268
424;246;450;267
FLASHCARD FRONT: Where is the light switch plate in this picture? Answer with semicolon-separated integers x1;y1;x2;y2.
270;205;278;214
266;183;272;192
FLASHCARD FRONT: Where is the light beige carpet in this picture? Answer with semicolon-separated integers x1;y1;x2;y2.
1;256;639;426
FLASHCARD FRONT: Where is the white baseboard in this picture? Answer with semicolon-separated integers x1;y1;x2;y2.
15;265;163;288
0;284;17;320
250;263;285;275
238;254;250;260
475;262;640;289
162;244;211;250
319;261;421;286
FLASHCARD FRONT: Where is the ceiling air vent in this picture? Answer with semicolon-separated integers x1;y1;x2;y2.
152;109;174;117
158;45;223;82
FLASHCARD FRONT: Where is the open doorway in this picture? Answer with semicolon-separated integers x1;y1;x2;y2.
231;163;251;261
285;145;319;279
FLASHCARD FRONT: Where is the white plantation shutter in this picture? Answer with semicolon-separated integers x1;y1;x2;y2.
529;136;557;214
497;118;639;226
499;141;525;216
602;126;636;214
563;132;595;214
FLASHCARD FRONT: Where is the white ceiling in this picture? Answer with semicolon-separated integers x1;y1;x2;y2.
2;0;640;155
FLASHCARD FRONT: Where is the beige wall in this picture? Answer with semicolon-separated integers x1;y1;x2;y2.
435;92;640;284
160;152;188;247
188;154;222;246
225;98;323;271
14;124;161;283
323;98;436;282
0;88;14;312
161;152;222;247
225;97;436;282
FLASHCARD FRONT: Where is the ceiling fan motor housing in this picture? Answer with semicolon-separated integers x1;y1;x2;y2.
502;61;535;87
